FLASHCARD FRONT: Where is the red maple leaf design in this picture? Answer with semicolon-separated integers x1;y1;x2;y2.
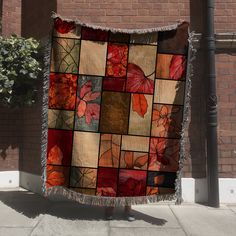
126;63;154;94
54;18;75;34
77;81;100;124
169;55;186;80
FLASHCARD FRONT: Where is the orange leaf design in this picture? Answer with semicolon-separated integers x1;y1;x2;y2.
132;94;148;118
47;171;65;187
154;175;165;185
134;154;148;168
99;134;120;167
124;152;134;169
169;55;186;80
47;145;63;165
77;100;87;118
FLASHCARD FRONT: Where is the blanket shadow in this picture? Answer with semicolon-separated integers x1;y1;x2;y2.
0;190;167;226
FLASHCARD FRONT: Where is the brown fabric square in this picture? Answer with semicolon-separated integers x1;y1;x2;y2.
99;92;130;134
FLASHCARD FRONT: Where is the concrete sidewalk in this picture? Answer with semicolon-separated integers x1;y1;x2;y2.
0;188;236;236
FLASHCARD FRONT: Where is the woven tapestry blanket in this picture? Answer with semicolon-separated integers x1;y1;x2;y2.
42;14;191;206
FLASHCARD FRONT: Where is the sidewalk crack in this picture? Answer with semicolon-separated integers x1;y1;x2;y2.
169;205;189;236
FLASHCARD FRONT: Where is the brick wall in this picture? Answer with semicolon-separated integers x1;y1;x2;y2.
57;0;190;29
0;0;236;179
216;54;236;178
2;0;21;36
215;0;236;33
0;108;23;171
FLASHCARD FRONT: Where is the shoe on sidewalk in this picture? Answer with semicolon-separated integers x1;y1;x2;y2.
124;205;136;222
105;206;114;220
126;214;136;222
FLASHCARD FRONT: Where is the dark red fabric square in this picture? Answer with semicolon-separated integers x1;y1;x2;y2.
117;169;147;197
96;168;118;197
103;77;126;92
47;129;73;166
81;27;108;41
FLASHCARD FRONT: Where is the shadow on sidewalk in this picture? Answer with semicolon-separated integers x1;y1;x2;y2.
0;190;167;226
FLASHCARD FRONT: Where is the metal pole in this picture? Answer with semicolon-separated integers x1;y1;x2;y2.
205;0;220;207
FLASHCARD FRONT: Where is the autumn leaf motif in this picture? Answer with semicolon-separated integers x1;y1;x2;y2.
132;94;148;118
149;138;180;172
77;81;101;124
149;138;170;166
106;44;128;77
54;18;76;34
47;145;63;165
154;175;165;185
123;152;148;170
126;63;154;94
169;55;186;80
46;166;65;188
99;134;120;168
152;105;181;137
146;186;158;195
97;187;117;197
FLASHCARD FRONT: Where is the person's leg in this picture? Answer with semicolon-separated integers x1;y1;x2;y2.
124;205;135;221
105;206;115;220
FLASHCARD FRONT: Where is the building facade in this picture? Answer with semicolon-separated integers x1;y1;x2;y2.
0;0;236;203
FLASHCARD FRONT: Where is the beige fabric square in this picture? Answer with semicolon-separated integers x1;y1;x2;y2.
154;80;185;105
79;40;107;76
121;135;149;152
72;131;100;168
128;94;153;136
128;45;157;80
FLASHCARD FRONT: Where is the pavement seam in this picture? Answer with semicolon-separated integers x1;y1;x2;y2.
227;206;236;216
108;221;111;236
169;205;189;236
28;214;46;236
110;226;181;229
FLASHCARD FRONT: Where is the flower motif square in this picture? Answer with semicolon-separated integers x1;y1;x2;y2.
151;104;183;138
106;43;128;78
74;76;102;132
148;138;180;172
48;73;77;110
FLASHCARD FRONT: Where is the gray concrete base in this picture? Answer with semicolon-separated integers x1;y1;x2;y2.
1;188;236;236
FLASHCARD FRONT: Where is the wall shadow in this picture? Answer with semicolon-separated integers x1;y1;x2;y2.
21;0;57;39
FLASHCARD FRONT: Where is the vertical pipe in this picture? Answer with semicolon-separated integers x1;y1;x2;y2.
205;0;219;207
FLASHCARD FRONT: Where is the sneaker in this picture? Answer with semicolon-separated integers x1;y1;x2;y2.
127;214;135;222
124;206;135;221
105;206;114;221
106;215;113;220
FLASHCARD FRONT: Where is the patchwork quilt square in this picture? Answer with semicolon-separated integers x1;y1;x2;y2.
44;16;190;203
